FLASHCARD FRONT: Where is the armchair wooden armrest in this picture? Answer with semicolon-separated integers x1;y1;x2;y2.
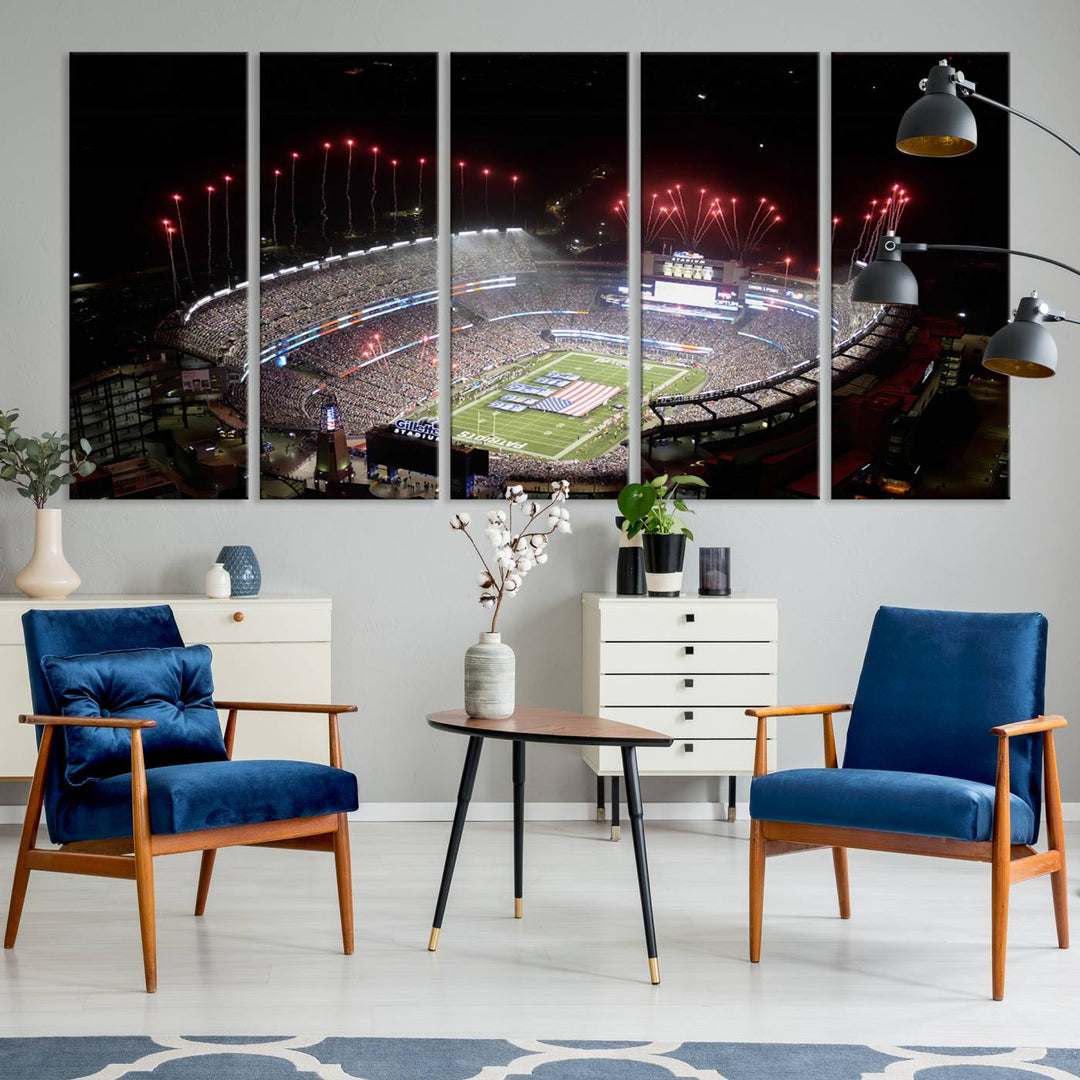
213;701;357;714
19;713;157;729
745;704;852;777
745;704;852;719
990;715;1067;738
213;702;357;768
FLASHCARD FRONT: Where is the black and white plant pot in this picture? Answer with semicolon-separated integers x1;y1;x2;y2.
642;533;687;597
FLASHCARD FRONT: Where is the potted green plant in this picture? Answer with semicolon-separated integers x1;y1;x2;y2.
0;409;96;599
617;474;708;596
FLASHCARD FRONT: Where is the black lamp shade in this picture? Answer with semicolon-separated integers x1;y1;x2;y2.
983;319;1058;378
851;256;920;306
897;92;978;157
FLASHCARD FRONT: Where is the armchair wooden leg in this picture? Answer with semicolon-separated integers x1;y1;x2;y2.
333;813;354;955
1043;731;1069;949
832;847;851;919
991;737;1011;1001
5;726;52;950
991;849;1009;1001
131;731;157;993
194;850;216;916
749;819;765;963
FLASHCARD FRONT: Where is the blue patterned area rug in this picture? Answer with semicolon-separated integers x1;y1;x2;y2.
2;1037;1079;1079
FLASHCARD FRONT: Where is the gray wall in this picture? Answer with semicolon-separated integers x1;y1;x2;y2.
2;0;1079;807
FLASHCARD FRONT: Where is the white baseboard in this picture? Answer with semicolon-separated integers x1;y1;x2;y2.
3;802;1080;826
349;801;749;823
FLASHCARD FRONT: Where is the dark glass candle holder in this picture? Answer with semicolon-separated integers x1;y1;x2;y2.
698;547;731;596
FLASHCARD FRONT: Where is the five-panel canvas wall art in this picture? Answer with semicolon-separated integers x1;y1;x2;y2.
67;51;1010;502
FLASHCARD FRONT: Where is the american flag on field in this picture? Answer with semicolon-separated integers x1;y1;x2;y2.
529;380;621;417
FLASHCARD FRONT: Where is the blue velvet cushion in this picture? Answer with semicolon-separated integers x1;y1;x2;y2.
843;606;1047;833
40;645;228;787
51;759;359;843
750;767;1037;844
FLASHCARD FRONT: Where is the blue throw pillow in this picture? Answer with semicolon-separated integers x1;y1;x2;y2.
40;644;228;786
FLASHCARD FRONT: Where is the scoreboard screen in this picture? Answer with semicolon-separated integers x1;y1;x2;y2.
653;278;719;309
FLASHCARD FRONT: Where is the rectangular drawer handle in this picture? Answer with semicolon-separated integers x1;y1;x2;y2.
684;678;694;689
684;710;694;721
684;743;694;752
685;613;695;623
684;645;695;655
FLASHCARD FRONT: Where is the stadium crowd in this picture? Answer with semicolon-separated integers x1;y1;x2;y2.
158;231;853;489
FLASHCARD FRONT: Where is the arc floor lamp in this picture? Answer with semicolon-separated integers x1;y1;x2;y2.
851;59;1080;378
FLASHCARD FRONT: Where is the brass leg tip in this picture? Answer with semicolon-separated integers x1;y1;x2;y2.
428;927;440;951
596;808;606;822
610;826;621;842
648;957;660;984
514;897;523;919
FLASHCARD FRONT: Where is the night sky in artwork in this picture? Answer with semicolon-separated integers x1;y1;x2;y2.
643;54;818;274
259;53;437;261
451;53;628;245
70;53;246;283
833;52;1009;333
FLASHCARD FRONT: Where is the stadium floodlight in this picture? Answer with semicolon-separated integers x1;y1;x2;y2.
897;59;1080;160
852;232;1080;377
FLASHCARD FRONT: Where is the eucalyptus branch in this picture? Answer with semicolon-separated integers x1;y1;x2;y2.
0;409;97;509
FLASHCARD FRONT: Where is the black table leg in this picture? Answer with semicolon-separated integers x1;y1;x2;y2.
513;740;525;919
610;775;621;841
429;735;484;951
621;745;660;984
728;775;738;823
596;774;606;823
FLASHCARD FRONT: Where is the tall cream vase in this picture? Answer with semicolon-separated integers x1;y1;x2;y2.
15;507;81;599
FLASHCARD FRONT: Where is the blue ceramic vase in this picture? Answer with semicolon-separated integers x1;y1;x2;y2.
216;545;261;597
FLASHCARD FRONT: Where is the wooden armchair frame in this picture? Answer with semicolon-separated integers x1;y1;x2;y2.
746;703;1069;1001
4;700;358;993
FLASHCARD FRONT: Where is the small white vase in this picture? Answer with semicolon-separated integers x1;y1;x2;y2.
464;631;515;719
15;508;81;600
204;562;231;599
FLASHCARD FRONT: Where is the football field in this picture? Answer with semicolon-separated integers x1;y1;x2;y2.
448;350;706;461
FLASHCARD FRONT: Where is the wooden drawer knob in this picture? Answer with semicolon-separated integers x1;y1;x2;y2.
684;678;694;689
685;645;695;655
685;613;695;623
233;611;245;623
684;710;694;721
684;743;694;752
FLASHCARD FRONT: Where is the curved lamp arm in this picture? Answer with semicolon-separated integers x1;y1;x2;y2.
898;241;1080;282
966;91;1080;161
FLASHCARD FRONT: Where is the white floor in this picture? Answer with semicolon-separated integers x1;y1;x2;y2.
1;819;1077;1046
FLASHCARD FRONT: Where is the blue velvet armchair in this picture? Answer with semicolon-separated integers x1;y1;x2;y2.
4;605;360;992
747;606;1068;1000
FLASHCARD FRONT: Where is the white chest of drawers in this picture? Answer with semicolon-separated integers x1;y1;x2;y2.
581;593;778;821
0;594;333;782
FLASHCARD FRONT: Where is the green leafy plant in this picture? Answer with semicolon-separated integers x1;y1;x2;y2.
617;474;708;540
0;410;96;509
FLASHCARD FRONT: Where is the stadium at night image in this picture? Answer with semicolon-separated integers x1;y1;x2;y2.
255;53;439;498
831;52;1010;499
69;53;248;499
446;52;820;499
630;53;821;499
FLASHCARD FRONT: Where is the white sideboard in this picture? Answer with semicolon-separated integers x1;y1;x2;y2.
0;594;334;781
582;593;778;826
